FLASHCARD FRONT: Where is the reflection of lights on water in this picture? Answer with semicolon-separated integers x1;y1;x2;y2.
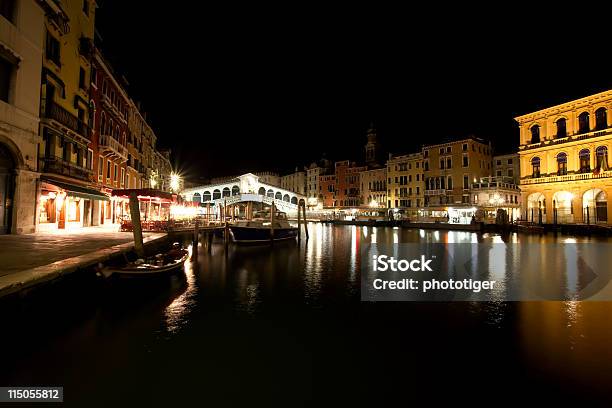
433;231;440;241
363;226;368;238
419;229;425;239
492;235;504;244
164;244;198;335
371;227;377;243
564;238;577;244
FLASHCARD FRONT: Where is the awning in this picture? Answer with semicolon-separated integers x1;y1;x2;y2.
111;188;176;203
41;178;110;201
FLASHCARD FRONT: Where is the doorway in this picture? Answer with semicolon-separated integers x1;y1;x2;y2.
0;144;15;234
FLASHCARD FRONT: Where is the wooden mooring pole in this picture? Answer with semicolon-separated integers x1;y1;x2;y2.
128;191;145;258
302;200;309;240
270;201;275;243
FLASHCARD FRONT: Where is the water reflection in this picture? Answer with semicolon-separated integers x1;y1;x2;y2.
163;244;198;334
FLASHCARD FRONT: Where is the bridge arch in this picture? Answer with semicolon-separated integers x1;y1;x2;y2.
291;196;297;205
203;191;211;202
222;187;230;197
283;194;290;202
275;192;282;200
192;192;201;203
213;189;221;200
267;189;274;198
232;185;240;195
258;187;266;195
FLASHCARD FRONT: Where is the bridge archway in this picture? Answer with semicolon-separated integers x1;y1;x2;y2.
213;189;221;200
192;192;201;203
267;189;274;198
291;196;297;205
527;192;546;223
203;191;211;202
258;187;266;195
232;185;240;195
275;192;282;200
222;187;230;197
283;194;290;202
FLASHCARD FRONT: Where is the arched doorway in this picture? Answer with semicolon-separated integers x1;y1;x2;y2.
583;189;607;223
232;185;240;196
0;144;15;234
553;191;574;224
527;192;546;223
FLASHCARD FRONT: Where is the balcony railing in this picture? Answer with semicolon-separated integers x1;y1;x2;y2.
42;156;93;181
521;170;612;185
520;128;612;151
44;101;90;139
99;134;128;160
424;189;447;196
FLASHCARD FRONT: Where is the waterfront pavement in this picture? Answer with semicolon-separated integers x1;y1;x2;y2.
0;227;166;298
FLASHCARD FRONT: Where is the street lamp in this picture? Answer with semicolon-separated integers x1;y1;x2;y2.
170;173;181;192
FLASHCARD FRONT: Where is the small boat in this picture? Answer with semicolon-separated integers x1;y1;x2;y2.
100;244;189;278
229;210;298;243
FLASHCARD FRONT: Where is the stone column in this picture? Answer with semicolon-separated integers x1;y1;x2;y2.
12;169;39;234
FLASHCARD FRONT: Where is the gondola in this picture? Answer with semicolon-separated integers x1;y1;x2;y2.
229;210;298;243
100;244;189;278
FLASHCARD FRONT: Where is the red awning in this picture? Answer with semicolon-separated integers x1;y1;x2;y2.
111;188;177;203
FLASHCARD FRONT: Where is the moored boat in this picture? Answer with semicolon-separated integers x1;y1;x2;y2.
100;244;189;278
229;210;297;243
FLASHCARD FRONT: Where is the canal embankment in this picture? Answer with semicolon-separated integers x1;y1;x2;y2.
0;231;168;299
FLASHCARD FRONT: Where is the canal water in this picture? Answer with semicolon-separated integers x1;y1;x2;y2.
1;225;612;406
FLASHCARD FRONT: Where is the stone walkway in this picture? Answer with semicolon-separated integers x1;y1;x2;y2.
0;228;157;277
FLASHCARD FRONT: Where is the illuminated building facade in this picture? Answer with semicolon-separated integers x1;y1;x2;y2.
422;137;492;223
333;160;366;208
280;168;306;196
360;167;386;208
516;89;612;224
386;152;424;218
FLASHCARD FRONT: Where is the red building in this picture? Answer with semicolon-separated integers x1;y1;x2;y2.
89;49;130;226
319;174;336;207
334;160;366;208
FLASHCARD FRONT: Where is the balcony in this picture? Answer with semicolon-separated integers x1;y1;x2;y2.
99;134;128;161
42;156;93;181
520;128;612;151
424;189;447;196
44;101;90;140
521;170;612;185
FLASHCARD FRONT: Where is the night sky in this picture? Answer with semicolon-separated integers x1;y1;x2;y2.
95;4;612;182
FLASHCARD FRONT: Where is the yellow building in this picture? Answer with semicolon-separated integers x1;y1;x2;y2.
386;152;423;219
37;0;105;232
516;89;612;224
360;167;386;208
422;137;492;223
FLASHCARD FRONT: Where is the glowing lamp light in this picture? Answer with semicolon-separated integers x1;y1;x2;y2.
369;200;378;208
170;173;181;192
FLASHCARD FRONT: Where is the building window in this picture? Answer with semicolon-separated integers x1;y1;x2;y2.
98;156;103;177
45;32;61;66
496;170;502;177
463;175;469;189
439;159;444;169
557;152;567;175
556;118;567;138
424;161;429;171
579;149;590;173
446;158;452;169
439;148;444;155
447;176;453;190
79;67;86;89
596;146;609;170
106;159;111;179
120;168;125;186
578;112;590;134
446;146;451;153
0;57;11;103
530;125;540;143
82;0;89;15
531;157;541;178
114;164;118;181
0;0;15;22
496;160;502;165
508;169;513;178
462;143;468;151
424;150;429;158
596;107;608;130
462;155;468;167
86;149;93;170
507;158;513;165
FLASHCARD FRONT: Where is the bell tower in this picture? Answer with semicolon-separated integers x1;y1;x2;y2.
365;122;379;166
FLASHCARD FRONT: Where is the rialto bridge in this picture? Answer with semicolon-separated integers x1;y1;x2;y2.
181;173;305;213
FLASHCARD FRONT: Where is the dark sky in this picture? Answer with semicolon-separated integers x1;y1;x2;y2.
95;4;612;182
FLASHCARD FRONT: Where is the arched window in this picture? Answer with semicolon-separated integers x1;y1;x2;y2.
100;112;106;135
192;192;201;203
530;125;540;143
579;149;590;173
556;118;567;138
596;146;609;171
213;189;221;200
267;189;274;198
531;157;541;178
258;187;266;195
203;191;211;202
557;152;567;175
108;119;113;136
283;194;290;202
231;185;240;195
578;112;590;133
291;197;298;205
596;107;608;130
275;192;282;200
